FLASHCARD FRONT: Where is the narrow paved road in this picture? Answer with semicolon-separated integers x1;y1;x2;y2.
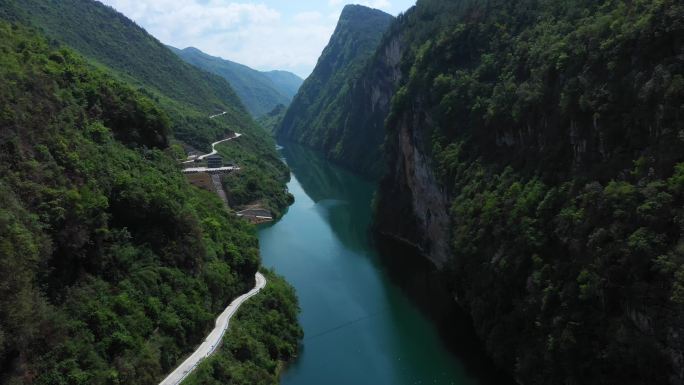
182;133;242;164
159;272;267;385
209;111;227;119
197;133;242;160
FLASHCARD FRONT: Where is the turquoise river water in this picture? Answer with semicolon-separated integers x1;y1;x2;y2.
258;143;511;385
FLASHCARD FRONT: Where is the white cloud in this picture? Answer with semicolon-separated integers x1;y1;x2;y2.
100;0;338;77
99;0;414;77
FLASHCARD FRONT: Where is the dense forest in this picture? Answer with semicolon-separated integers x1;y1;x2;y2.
0;0;245;146
3;0;683;383
0;11;299;385
0;0;293;214
277;0;684;383
261;71;304;100
170;46;302;118
257;105;287;134
183;271;302;385
369;0;684;384
276;4;394;178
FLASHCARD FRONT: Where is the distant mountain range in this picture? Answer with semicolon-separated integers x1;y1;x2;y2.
170;46;303;117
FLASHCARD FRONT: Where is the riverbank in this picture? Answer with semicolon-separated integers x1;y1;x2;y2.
159;273;267;385
180;271;303;384
258;143;513;385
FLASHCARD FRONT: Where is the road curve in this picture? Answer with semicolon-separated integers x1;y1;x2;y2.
182;133;242;164
159;272;267;385
197;133;243;160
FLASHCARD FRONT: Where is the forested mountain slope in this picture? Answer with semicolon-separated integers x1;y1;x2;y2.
0;0;292;214
263;70;304;99
170;46;302;118
0;22;301;384
257;104;287;134
276;4;393;178
0;0;245;146
370;0;684;384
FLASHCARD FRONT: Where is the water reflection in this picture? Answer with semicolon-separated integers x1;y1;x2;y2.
280;142;376;253
259;142;513;385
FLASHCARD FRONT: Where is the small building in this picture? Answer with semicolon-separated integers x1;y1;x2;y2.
206;154;223;168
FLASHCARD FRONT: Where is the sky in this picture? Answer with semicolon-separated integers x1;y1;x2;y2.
98;0;416;78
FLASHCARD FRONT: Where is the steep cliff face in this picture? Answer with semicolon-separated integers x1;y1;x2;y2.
277;5;394;178
376;106;452;266
374;0;684;384
328;33;405;178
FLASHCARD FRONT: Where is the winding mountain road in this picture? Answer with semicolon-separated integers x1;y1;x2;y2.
159;272;267;385
182;133;243;164
197;133;242;160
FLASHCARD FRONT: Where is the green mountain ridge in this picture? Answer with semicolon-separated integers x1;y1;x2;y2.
0;0;248;142
170;46;303;118
262;70;304;99
276;4;394;178
0;0;293;215
0;21;301;384
257;104;287;134
285;0;684;384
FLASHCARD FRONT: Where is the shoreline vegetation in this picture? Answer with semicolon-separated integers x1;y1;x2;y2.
181;270;302;385
274;0;684;384
0;5;301;384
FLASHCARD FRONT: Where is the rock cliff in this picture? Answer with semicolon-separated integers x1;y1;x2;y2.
276;4;394;178
281;0;684;383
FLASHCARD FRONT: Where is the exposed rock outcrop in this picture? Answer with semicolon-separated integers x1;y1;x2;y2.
277;5;395;179
375;106;451;266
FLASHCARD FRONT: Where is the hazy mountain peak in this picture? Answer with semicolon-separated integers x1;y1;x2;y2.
170;45;303;117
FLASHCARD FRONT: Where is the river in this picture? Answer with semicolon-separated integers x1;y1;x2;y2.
258;143;512;385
